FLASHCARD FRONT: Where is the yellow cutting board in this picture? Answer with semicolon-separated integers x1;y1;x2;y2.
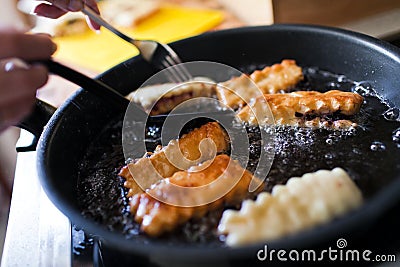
53;5;223;72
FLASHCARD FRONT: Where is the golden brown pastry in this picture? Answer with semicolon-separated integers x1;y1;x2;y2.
130;155;263;236
216;60;303;109
236;90;363;128
218;168;363;246
119;122;229;197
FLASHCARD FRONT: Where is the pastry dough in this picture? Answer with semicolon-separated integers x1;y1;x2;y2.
120;122;229;197
130;155;263;236
218;168;363;246
126;78;215;115
237;90;363;128
216;60;303;109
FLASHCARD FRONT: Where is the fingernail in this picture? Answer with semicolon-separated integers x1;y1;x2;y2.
4;59;30;72
85;16;101;33
31;6;39;15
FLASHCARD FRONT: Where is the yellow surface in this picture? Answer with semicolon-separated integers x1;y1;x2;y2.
53;5;223;72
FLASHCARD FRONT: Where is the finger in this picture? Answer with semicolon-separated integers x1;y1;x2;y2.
0;32;56;60
35;1;101;31
34;3;67;19
17;65;49;92
42;0;83;12
83;0;101;31
0;65;47;128
0;65;48;106
0;95;36;128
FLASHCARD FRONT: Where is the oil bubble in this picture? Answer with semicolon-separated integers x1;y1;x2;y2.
147;125;160;138
280;151;288;158
345;127;357;137
352;82;376;97
393;128;400;144
337;75;347;82
324;153;336;160
263;144;275;153
394;128;400;137
328;134;339;142
327;81;340;90
370;141;386;151
326;138;333;145
295;132;303;139
283;143;290;149
383;107;400;122
125;157;134;164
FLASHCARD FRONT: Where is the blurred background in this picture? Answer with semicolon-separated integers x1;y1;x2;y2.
0;0;399;262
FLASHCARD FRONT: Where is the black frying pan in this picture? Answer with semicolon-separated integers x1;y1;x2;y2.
21;25;400;266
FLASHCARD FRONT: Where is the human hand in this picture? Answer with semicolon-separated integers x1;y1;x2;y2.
0;30;56;133
33;0;101;31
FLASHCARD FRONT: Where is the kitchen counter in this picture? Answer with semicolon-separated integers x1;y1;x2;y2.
1;133;71;267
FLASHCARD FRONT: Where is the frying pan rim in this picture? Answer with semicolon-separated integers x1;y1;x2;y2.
36;24;400;259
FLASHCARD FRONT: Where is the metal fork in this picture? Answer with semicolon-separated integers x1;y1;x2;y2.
82;6;192;83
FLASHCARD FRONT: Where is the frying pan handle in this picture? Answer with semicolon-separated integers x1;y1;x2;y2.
16;98;56;152
34;59;130;111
